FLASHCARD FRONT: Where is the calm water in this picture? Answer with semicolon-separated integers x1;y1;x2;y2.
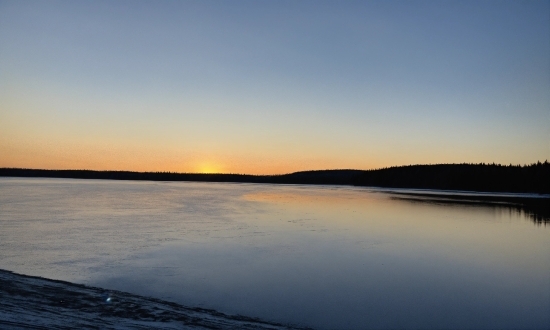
0;177;549;329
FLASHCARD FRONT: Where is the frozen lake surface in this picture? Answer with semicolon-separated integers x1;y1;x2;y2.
0;177;549;329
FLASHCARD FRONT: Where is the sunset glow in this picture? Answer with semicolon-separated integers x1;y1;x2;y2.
196;162;224;174
0;1;548;174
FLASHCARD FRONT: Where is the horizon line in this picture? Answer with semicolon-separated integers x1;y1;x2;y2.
2;160;548;177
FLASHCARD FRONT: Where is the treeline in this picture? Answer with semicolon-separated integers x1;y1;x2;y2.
1;161;549;194
352;162;550;194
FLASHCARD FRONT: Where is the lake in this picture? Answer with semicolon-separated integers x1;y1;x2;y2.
0;177;548;329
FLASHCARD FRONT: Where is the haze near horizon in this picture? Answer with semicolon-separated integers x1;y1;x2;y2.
1;1;549;174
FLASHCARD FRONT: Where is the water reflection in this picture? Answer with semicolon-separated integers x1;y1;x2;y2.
390;193;550;225
0;178;549;329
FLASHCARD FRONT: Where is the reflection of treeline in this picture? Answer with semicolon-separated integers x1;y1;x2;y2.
1;161;549;194
390;193;550;225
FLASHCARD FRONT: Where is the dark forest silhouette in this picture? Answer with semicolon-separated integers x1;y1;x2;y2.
1;161;548;193
1;162;549;223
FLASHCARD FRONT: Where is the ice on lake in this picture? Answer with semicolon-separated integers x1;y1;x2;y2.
0;177;549;329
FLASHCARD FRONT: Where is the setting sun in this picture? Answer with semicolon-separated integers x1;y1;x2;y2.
0;2;549;329
196;162;223;174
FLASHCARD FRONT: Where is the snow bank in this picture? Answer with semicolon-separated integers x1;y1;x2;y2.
0;269;308;330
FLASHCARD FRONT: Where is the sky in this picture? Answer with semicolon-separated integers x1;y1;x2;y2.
1;0;549;174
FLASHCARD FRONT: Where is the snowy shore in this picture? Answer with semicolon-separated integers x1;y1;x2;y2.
0;269;309;330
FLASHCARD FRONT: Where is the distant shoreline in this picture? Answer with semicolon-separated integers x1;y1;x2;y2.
2;164;549;223
1;162;549;194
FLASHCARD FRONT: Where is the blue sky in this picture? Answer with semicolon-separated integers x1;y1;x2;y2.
1;1;548;173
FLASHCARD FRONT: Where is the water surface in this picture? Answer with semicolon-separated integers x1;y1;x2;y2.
0;178;548;329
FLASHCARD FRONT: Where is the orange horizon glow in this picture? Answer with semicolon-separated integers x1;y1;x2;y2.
0;152;385;175
0;126;546;175
1;145;546;176
0;139;395;175
1;2;548;175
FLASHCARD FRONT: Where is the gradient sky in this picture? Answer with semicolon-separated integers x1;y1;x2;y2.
1;1;549;174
